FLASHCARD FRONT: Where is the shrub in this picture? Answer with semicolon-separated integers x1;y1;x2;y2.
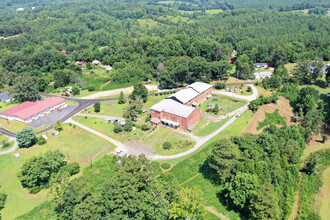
73;124;76;129
113;124;123;133
72;86;80;96
87;86;95;92
214;82;226;90
155;93;159;96
54;121;63;132
247;87;252;92
37;135;47;145
322;134;329;143
60;162;80;175
161;163;171;170
141;123;150;131
162;141;172;150
94;102;101;112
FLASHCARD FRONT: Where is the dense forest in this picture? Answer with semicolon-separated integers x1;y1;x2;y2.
0;0;329;92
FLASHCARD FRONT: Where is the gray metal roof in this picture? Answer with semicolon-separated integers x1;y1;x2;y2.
188;82;213;94
0;91;11;102
151;99;196;118
168;88;199;104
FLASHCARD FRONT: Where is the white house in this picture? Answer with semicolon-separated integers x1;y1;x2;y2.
253;71;273;79
92;60;101;65
16;8;24;12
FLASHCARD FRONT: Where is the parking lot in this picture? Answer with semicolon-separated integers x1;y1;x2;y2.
27;105;78;128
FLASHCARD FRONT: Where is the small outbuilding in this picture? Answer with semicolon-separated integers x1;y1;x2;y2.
120;121;126;127
92;60;101;65
0;91;12;102
42;135;48;140
52;130;59;136
100;65;112;71
117;150;127;158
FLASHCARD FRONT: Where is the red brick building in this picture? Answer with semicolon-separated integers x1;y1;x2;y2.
150;82;212;130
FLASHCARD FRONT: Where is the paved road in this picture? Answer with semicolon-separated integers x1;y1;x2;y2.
213;84;258;102
0;137;18;155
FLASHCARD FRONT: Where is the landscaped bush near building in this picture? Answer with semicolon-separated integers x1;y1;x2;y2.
214;82;226;90
162;141;172;150
54;120;63;132
16;127;37;148
161;163;171;170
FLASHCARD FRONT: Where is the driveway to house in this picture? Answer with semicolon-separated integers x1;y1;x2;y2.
213;84;258;102
0;137;18;155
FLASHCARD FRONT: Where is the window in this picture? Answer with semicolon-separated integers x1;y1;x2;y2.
173;117;175;121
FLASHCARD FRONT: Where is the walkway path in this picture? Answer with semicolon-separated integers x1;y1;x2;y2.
204;206;230;220
0;137;18;155
67;119;126;152
152;107;248;160
78;113;125;121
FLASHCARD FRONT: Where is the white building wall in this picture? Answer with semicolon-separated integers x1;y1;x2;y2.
0;101;67;123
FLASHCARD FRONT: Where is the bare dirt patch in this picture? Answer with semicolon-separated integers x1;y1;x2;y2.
242;97;295;135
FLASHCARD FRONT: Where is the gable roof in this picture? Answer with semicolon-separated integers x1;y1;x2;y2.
167;88;199;104
0;97;65;120
188;82;213;94
151;99;196;118
0;91;12;102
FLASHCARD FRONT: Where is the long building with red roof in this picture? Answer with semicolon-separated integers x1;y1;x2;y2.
0;97;66;123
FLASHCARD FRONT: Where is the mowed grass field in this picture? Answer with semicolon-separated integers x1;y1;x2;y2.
317;167;330;219
73;116;145;143
193;117;230;136
142;127;195;155
0;125;115;220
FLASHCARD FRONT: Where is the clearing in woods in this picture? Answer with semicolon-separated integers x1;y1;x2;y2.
243;96;295;135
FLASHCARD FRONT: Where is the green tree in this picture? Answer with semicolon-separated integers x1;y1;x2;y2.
249;183;280;220
12;75;39;102
16;127;37;148
326;65;330;86
223;172;259;209
118;91;126;104
124;119;133;132
72;86;80;96
322;134;329;143
94;102;100;113
18;150;67;193
123;97;143;120
0;192;7;220
271;47;287;68
207;139;240;183
213;104;219;114
170;186;206;220
235;54;253;80
129;83;148;103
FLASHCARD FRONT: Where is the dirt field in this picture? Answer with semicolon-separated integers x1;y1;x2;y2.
242;97;295;135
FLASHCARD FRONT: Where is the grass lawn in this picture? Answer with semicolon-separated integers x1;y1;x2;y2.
142;127;195;155
83;95;166;119
83;100;127;117
0;118;29;132
193;117;230;136
138;19;159;28
183;174;241;220
200;95;246;116
205;9;223;14
301;143;330;161
0;140;14;152
0;102;17;111
223;85;253;96
0;124;115;220
316;167;330;219
73;116;145;143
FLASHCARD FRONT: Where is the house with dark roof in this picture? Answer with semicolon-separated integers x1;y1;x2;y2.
0;91;12;102
0;97;66;123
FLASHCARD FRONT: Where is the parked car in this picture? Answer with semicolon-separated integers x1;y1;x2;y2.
131;118;137;122
113;119;118;123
